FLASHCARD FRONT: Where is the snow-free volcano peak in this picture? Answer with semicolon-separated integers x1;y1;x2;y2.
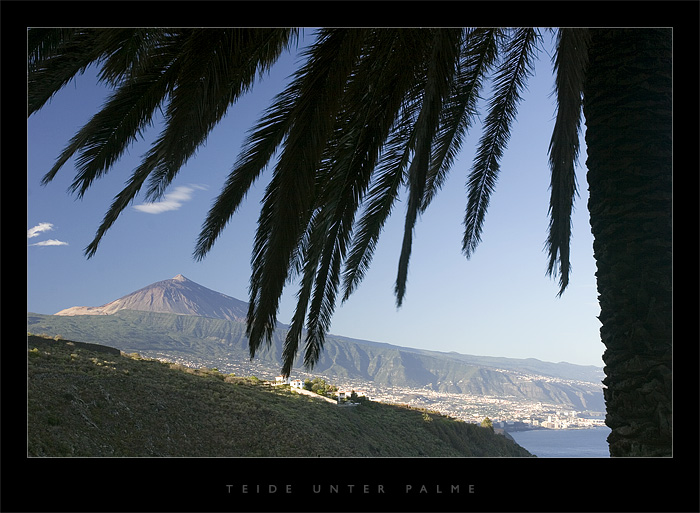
54;274;248;321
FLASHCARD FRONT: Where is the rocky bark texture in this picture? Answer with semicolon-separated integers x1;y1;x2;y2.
583;29;672;456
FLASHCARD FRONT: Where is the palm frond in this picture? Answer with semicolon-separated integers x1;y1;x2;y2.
285;29;445;370
546;28;590;295
246;29;369;358
340;129;410;302
143;29;298;202
28;29;103;115
84;163;153;258
193;88;295;261
93;28;172;86
194;28;304;263
42;40;181;192
395;29;463;307
339;30;443;304
266;29;465;372
47;28;297;256
280;119;365;373
463;28;540;258
297;115;387;370
32;27;569;377
28;28;81;74
421;28;499;211
281;209;323;375
300;212;345;371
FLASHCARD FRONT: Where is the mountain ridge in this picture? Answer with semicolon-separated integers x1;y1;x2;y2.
49;273;602;374
28;308;605;411
32;274;605;411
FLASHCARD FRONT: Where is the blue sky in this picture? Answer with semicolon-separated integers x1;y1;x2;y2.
27;30;605;367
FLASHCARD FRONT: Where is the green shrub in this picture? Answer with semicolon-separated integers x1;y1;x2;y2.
305;377;337;397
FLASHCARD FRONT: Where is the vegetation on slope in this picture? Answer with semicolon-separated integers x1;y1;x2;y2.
27;311;605;411
27;335;533;457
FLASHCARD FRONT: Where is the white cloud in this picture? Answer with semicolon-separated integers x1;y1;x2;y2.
28;222;54;238
133;184;207;214
29;239;69;247
28;223;68;247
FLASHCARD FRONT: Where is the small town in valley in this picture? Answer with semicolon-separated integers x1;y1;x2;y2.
293;375;607;431
145;350;606;433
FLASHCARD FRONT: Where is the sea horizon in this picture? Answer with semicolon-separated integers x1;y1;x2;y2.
508;426;612;457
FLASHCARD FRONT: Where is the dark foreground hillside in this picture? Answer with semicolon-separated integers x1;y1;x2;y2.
27;335;532;457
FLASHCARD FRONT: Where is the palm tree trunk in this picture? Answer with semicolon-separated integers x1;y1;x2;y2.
583;29;672;456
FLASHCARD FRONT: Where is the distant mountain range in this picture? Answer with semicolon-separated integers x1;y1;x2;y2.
29;274;605;412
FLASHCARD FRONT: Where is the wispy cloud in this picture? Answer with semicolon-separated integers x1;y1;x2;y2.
134;184;207;214
28;222;54;238
29;239;69;247
28;222;69;247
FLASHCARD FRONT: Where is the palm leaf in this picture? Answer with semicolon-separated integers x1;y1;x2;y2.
143;29;298;202
421;28;499;211
340;121;412;304
194;27;305;262
395;29;463;307
28;29;104;115
246;29;369;357
93;28;172;86
281;208;323;374
42;39;182;193
463;28;540;258
84;163;154;258
28;28;81;74
546;28;590;295
193;88;295;261
341;29;458;304
283;29;447;372
74;29;297;256
31;27;577;377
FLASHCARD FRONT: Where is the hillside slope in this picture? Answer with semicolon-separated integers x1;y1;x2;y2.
27;335;533;457
27;310;605;411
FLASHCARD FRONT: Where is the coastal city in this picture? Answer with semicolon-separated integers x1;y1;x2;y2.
144;350;606;432
309;373;606;431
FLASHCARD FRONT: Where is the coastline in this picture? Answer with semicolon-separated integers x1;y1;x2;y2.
507;426;612;457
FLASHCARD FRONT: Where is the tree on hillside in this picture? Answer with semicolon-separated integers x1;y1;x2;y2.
304;377;336;397
28;27;672;456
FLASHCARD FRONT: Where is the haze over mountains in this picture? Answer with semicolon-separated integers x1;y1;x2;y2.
32;274;605;411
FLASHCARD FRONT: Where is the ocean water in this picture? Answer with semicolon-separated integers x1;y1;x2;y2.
508;426;612;457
